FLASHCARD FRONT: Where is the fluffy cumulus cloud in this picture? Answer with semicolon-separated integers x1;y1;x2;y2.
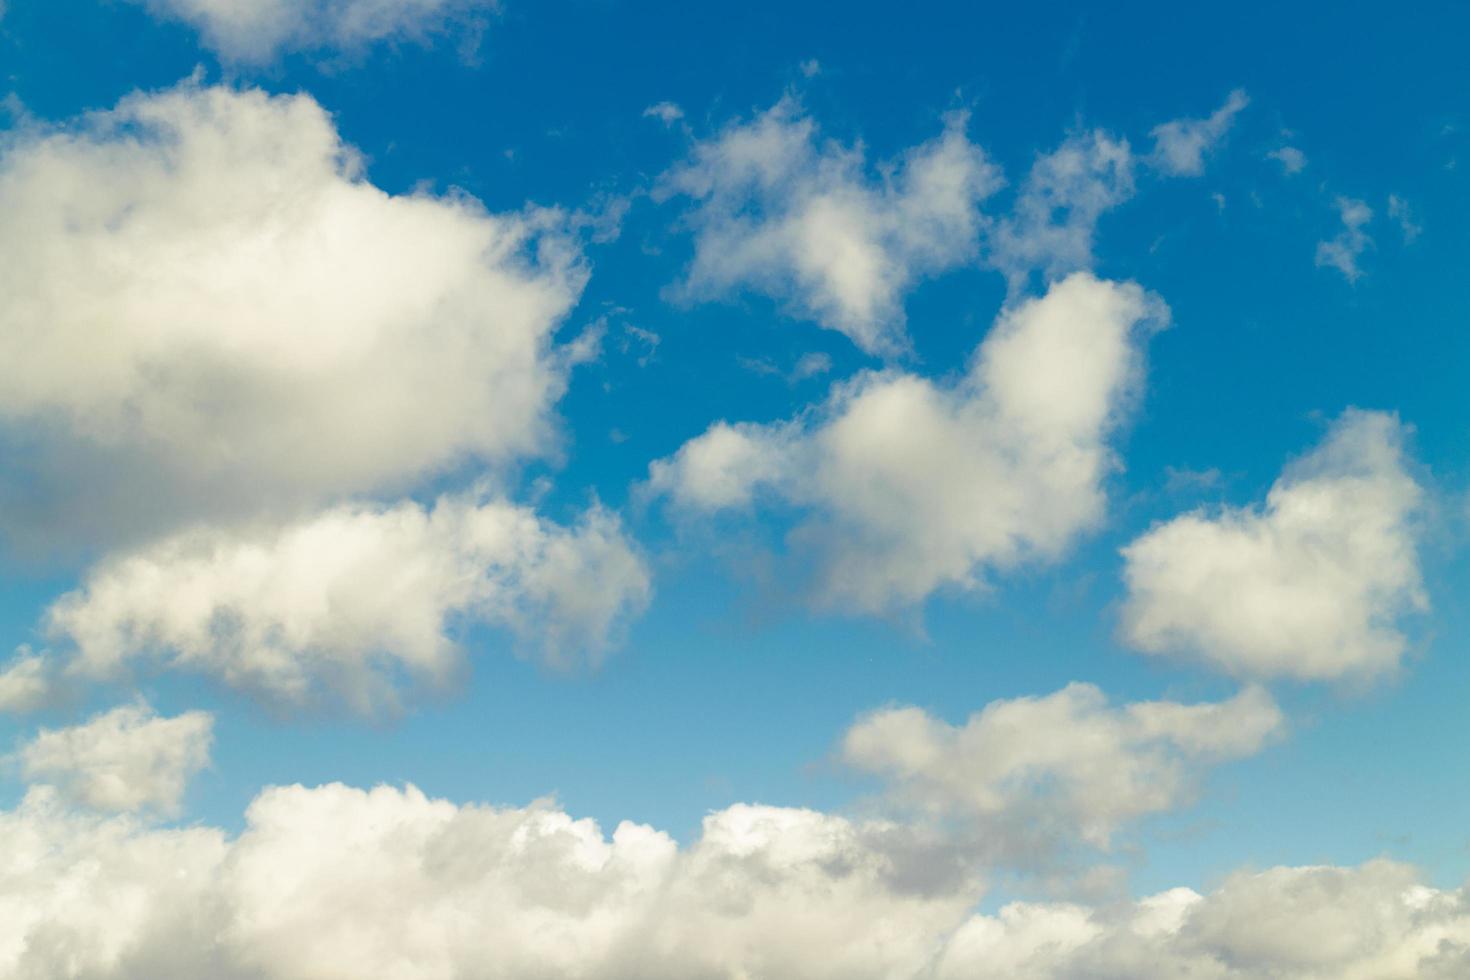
843;684;1281;852
1121;410;1425;682
933;860;1470;979
657;98;1001;355
988;130;1135;290
31;494;649;714
13;705;212;815
1148;90;1250;177
1315;196;1375;281
133;0;495;62
0;782;1466;979
0;782;978;980
649;272;1167;611
0;81;586;551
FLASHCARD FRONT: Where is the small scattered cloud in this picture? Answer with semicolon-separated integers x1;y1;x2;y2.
657;98;1001;355
1268;145;1307;175
1387;193;1423;243
1315;196;1374;281
642;101;684;126
1148;89;1249;177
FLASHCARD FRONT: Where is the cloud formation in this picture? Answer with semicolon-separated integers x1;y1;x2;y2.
40;494;650;714
843;684;1281;852
0;782;976;980
1121;411;1425;682
14;704;212;815
650;273;1167;611
987;130;1135;290
1148;90;1250;177
0;780;1465;979
933;860;1470;979
657;98;1000;355
0;82;586;551
133;0;495;62
1315;197;1374;281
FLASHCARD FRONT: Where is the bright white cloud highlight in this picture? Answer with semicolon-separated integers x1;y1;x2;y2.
1121;411;1425;682
657;98;1001;355
133;0;495;62
15;705;212;815
1315;196;1374;281
843;683;1281;850
1148;90;1249;177
43;494;650;713
649;272;1167;611
0;82;586;549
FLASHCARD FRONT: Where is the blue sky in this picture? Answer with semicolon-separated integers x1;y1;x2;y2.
1;1;1469;976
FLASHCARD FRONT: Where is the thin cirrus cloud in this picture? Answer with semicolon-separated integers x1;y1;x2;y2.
0;80;588;553
842;683;1282;854
649;272;1168;612
19;493;650;716
655;97;1001;356
130;0;497;63
1121;410;1426;683
12;704;213;816
1;779;1466;979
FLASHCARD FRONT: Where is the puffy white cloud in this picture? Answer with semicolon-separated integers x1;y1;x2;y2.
1148;90;1249;177
933;860;1470;979
649;272;1167;611
0;782;978;980
657;98;1001;355
0;81;586;551
14;704;212;815
987;130;1135;290
843;684;1281;851
133;0;495;62
1121;411;1425;682
2;781;1468;979
41;493;650;714
1315;196;1374;281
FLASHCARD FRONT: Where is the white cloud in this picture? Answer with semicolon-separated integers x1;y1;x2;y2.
988;130;1135;290
14;704;212;815
933;860;1470;979
0;81;586;551
843;684;1281;851
0;782;977;980
649;272;1167;611
657;98;1001;355
41;494;650;714
1121;411;1426;682
1315;196;1374;281
1268;146;1307;175
1148;90;1249;177
0;653;53;713
133;0;495;62
2;782;1467;979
